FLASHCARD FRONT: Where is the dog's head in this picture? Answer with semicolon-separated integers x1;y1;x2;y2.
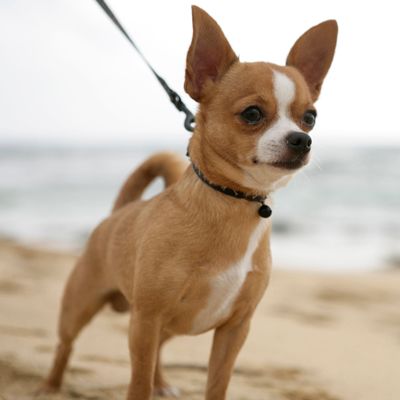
186;6;337;193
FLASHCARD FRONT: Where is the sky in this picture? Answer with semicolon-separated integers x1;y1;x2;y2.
1;0;399;146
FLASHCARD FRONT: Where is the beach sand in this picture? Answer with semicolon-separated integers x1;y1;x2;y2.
0;238;399;400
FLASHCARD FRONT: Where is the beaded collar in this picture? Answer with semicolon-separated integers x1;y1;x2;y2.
191;163;272;218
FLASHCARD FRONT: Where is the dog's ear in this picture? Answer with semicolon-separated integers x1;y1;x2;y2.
286;20;338;102
185;6;238;102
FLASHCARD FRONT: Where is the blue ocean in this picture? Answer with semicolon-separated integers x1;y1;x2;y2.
0;144;399;271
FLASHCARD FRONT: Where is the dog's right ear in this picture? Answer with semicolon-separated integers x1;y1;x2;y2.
185;6;238;102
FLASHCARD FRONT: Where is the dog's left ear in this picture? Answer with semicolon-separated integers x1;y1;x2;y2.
286;20;338;102
185;6;238;102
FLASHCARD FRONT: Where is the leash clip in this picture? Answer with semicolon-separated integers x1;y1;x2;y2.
184;112;195;132
158;76;195;132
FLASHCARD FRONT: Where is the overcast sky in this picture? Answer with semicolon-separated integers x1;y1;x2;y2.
1;0;399;146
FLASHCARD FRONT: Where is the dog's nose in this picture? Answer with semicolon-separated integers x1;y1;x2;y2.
286;132;312;153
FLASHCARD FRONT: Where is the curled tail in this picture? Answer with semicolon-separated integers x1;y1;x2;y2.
112;152;187;213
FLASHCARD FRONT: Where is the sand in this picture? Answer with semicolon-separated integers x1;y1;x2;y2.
0;238;399;400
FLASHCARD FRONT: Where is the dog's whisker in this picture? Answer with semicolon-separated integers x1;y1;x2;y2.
298;169;312;183
311;155;323;172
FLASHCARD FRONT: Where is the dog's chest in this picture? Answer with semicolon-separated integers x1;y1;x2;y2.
190;222;267;334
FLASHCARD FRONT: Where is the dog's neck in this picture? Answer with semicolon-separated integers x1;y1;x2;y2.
175;167;266;223
188;130;269;199
178;130;273;222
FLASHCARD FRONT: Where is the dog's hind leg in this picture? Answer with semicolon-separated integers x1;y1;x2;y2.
40;256;110;392
153;333;180;397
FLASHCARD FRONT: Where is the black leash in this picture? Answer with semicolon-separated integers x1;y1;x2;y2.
191;163;272;218
93;0;195;132
94;0;270;218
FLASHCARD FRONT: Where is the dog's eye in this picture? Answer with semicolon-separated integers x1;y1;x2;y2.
302;110;317;128
240;106;264;125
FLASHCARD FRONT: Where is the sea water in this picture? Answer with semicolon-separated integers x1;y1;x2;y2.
0;144;399;271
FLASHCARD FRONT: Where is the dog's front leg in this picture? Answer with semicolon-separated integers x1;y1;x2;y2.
126;311;161;400
205;317;251;400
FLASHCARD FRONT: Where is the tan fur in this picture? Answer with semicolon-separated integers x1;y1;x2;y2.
112;152;187;212
41;6;337;400
286;20;338;101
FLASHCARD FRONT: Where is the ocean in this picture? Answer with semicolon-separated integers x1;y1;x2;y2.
0;143;399;271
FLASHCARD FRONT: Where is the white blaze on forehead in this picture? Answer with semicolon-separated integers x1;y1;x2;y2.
273;70;296;116
255;70;302;163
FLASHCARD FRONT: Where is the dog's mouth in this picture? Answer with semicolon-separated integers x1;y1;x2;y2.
252;154;310;170
269;158;308;170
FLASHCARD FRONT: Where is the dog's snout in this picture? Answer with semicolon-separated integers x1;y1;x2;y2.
286;132;312;153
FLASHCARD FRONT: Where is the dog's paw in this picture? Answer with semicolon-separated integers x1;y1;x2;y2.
34;383;60;397
153;385;180;398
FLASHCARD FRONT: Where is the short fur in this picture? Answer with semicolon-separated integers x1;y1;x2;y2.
41;6;337;399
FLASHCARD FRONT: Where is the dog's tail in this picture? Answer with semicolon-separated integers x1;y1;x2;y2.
112;152;187;213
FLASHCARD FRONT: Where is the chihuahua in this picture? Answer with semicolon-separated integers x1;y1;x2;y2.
42;6;337;400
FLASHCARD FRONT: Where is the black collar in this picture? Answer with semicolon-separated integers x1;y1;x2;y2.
191;163;272;218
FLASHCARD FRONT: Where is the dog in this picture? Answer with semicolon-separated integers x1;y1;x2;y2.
41;6;337;399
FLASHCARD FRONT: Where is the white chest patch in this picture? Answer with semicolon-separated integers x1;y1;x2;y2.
190;222;267;334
